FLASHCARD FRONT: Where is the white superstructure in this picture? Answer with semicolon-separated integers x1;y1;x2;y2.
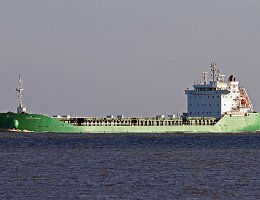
185;63;253;118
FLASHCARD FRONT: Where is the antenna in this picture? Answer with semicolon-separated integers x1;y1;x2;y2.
202;72;208;84
16;75;24;107
16;75;27;113
211;62;217;81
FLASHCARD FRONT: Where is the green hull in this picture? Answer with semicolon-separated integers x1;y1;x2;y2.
0;112;260;133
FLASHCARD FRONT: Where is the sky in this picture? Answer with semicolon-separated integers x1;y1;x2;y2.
0;0;260;117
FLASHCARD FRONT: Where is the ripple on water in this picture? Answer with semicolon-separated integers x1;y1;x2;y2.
0;132;259;199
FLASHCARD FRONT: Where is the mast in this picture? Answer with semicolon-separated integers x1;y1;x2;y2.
16;75;27;113
202;72;208;84
211;62;217;82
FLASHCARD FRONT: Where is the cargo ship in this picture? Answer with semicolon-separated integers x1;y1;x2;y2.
1;63;260;133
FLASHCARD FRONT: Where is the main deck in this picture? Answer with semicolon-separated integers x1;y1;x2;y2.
57;116;218;127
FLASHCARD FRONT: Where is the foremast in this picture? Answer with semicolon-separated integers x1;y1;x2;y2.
16;75;27;114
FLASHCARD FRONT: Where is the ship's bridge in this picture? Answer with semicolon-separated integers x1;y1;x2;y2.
185;63;253;118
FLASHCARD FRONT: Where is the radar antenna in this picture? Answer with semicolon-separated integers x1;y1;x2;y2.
16;75;27;113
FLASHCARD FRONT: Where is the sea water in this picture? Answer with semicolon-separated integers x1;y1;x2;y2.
0;132;259;199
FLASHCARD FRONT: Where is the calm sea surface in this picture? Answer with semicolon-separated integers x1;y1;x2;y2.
0;132;259;200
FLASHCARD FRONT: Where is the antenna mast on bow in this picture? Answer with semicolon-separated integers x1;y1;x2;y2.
16;75;27;113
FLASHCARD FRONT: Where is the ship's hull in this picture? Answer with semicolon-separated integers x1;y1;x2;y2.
0;112;260;133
